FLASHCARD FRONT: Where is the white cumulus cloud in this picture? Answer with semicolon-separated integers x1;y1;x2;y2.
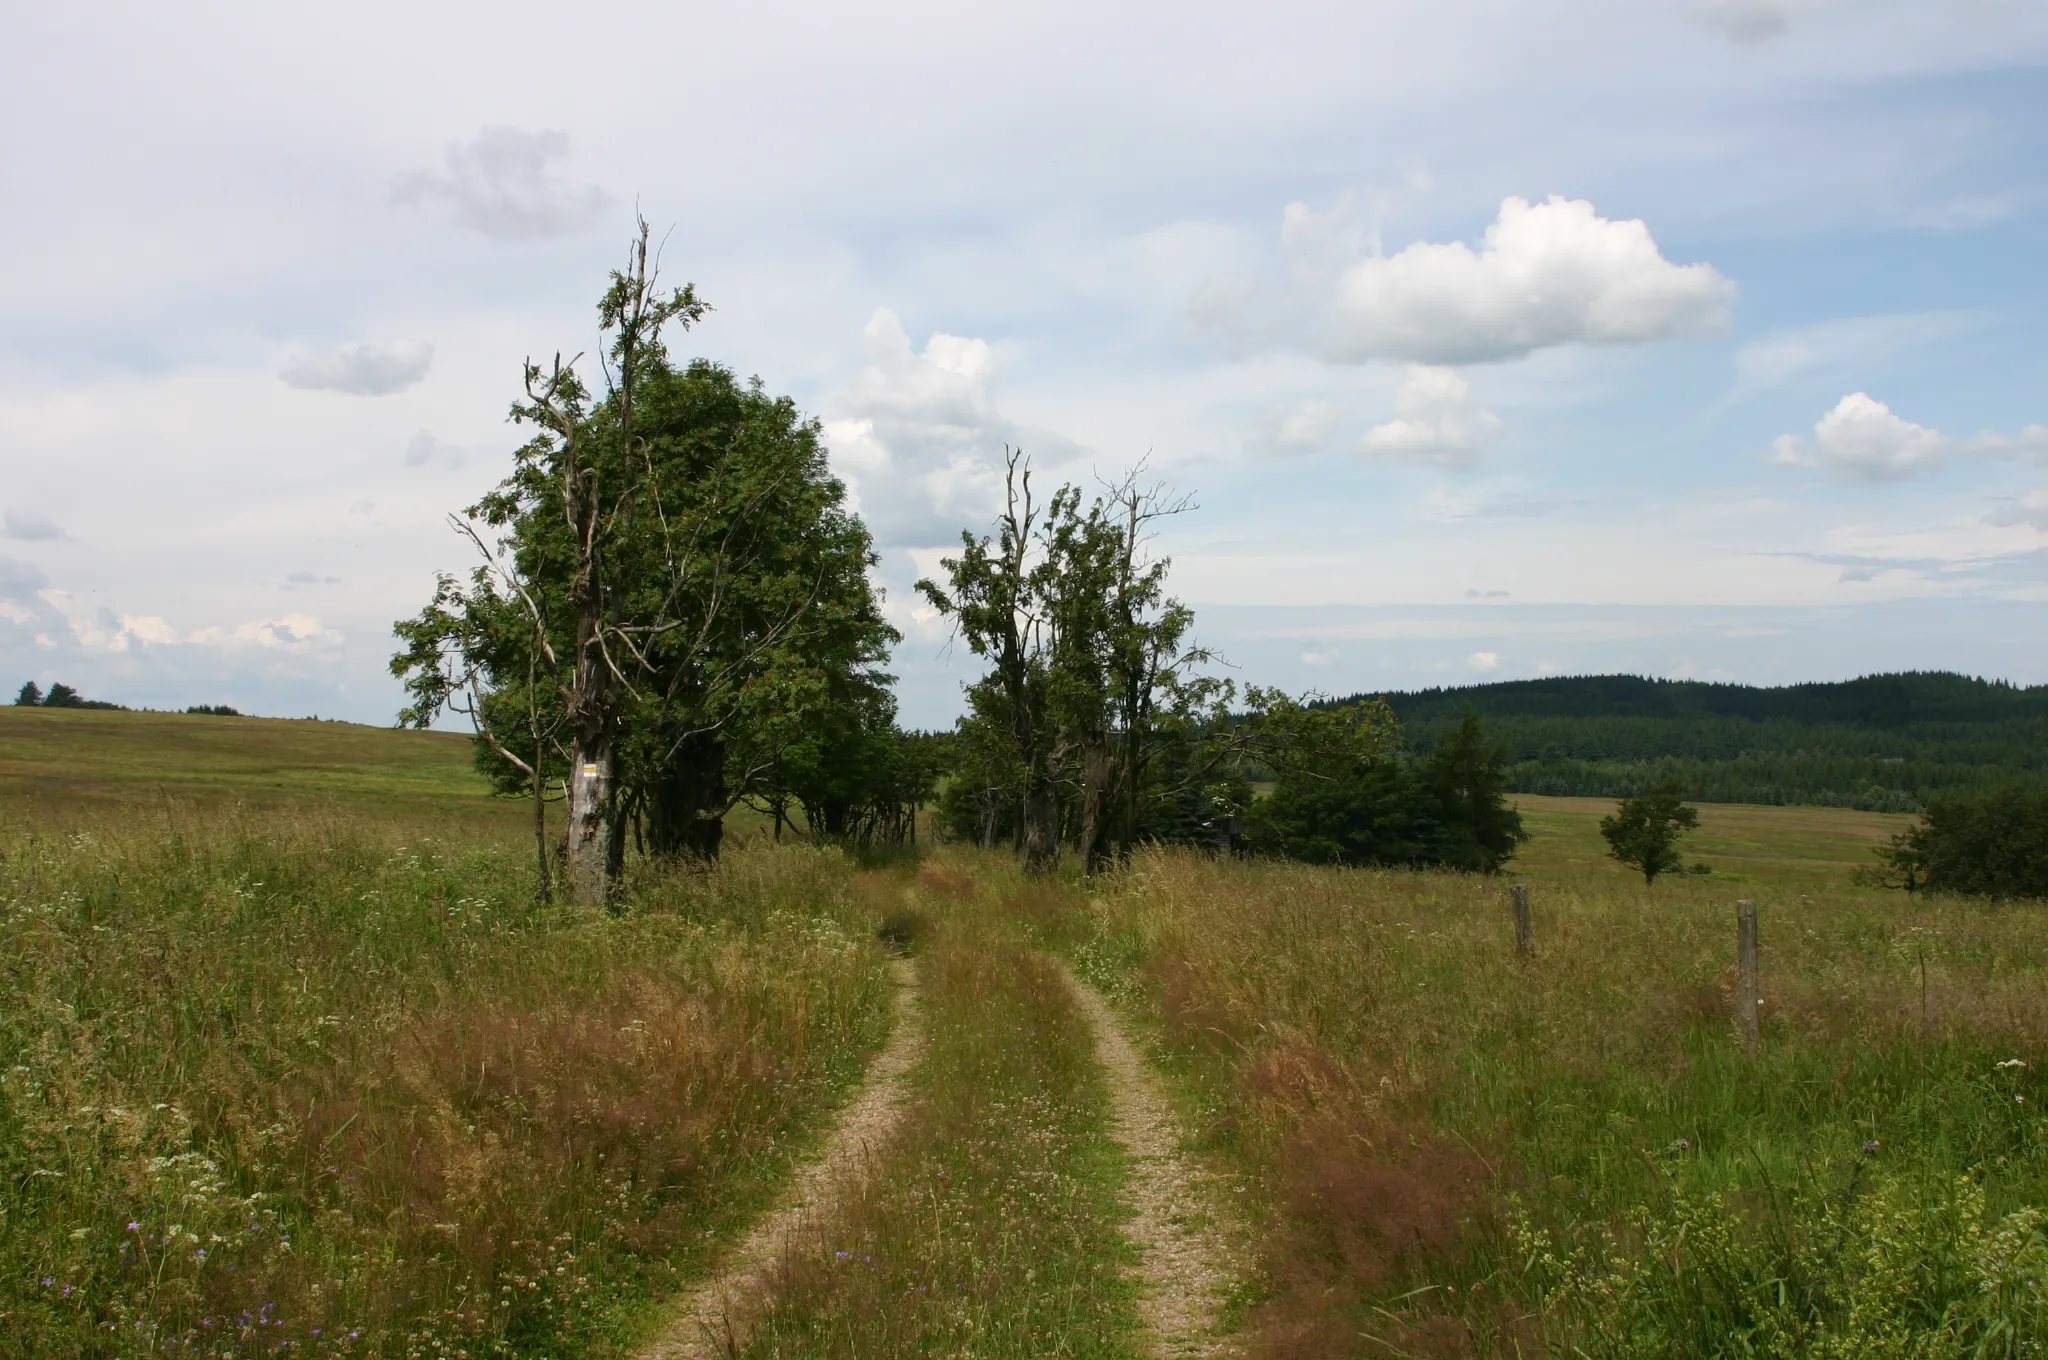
1772;393;2048;480
185;613;343;650
0;555;49;602
823;309;1083;547
281;342;434;396
1363;366;1502;465
394;127;612;242
1987;491;2048;532
1273;400;1340;453
1324;196;1735;364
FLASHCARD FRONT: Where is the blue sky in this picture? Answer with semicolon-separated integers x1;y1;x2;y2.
2;0;2044;727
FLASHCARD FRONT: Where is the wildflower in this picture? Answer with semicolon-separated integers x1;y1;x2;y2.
1998;1058;2027;1069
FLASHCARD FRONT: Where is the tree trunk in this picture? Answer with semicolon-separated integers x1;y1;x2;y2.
645;734;728;860
565;737;613;907
532;770;552;903
1020;776;1061;876
1080;740;1111;874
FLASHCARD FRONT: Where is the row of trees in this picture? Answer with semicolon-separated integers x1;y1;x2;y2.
914;455;1528;875
392;232;1531;901
13;681;122;710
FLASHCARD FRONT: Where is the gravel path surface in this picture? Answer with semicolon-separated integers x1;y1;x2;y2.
636;955;924;1360
1061;964;1248;1359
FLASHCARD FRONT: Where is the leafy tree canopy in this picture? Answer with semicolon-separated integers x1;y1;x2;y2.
1872;784;2048;898
1599;778;1700;885
394;347;897;863
1241;695;1526;872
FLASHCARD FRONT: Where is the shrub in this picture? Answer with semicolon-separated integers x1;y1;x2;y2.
1514;1168;2048;1356
1887;784;2048;899
1243;700;1525;872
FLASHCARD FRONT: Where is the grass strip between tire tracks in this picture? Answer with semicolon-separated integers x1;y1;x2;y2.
735;877;1143;1358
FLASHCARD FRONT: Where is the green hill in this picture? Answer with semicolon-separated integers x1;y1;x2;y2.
0;706;506;827
1339;671;2048;810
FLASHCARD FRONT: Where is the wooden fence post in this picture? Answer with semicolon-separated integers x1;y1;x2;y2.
1513;884;1534;962
1737;899;1760;1048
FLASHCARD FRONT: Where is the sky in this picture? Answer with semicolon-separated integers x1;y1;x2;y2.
2;0;2046;728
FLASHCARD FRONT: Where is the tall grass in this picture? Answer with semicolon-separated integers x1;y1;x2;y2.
0;807;890;1359
1071;850;2048;1356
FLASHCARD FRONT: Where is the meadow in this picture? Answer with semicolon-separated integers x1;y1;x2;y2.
4;707;2045;1358
0;707;516;827
0;713;889;1358
1065;848;2048;1356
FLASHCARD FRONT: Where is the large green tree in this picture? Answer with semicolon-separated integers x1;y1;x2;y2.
916;450;1065;873
919;453;1229;873
393;226;894;901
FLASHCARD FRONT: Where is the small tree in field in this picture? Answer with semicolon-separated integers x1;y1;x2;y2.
1600;778;1699;885
14;681;41;706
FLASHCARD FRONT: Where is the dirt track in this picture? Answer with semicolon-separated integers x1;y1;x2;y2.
1061;963;1247;1358
636;955;924;1360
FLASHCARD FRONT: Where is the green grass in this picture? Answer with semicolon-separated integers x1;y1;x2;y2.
737;860;1141;1358
11;709;2043;1356
0;707;508;826
1509;793;1917;889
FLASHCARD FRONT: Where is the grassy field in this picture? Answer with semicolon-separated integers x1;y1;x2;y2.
0;714;896;1359
1508;793;1916;889
6;709;2045;1358
1067;854;2048;1356
0;707;510;828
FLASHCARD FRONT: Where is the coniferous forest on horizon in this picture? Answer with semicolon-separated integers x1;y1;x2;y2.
1364;670;2048;812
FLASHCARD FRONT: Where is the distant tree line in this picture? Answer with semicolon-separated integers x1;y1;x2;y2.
1350;672;2048;811
12;681;242;716
14;681;124;711
401;229;2048;898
